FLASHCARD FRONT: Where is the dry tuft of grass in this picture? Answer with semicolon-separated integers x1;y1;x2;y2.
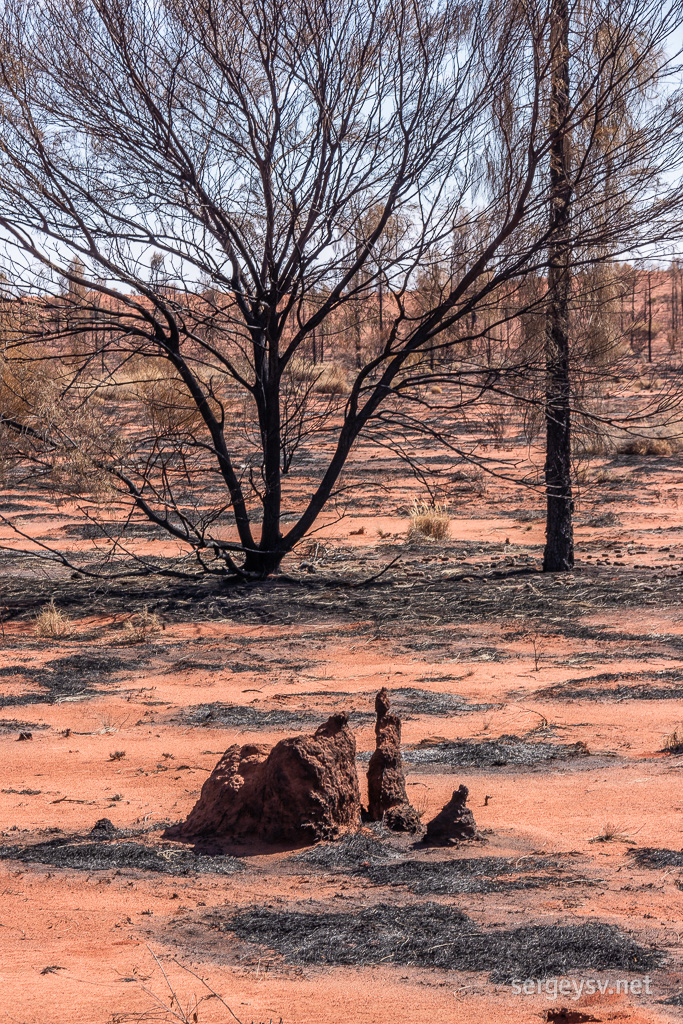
663;726;683;754
314;362;350;395
122;605;162;643
616;436;674;457
288;358;350;395
589;821;639;844
98;714;119;735
590;468;636;486
34;599;71;639
408;501;450;541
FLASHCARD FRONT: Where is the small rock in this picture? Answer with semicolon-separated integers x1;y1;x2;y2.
17;732;32;741
384;803;422;833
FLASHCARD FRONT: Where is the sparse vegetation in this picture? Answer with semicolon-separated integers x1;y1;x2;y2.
589;821;639;844
663;726;683;753
2;2;683;1020
122;606;162;644
107;948;273;1024
34;599;71;639
408;501;450;541
615;436;674;456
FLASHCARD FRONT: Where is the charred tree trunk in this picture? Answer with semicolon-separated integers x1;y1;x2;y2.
647;270;653;362
245;321;286;579
543;0;574;573
672;269;677;335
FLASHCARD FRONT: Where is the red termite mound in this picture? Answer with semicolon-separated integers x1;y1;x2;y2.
168;712;362;844
423;784;481;846
367;687;421;832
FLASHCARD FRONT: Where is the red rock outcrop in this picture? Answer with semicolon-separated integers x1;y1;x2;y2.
422;784;480;846
169;713;361;844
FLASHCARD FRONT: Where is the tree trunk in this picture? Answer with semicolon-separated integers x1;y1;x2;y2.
543;0;574;573
242;546;286;577
647;270;653;362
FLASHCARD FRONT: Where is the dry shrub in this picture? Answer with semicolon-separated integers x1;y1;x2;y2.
408;501;450;541
50;443;117;499
286;355;319;385
109;947;252;1024
409;786;430;819
450;467;487;495
1;355;122;497
590;469;636;485
616;436;673;457
484;408;507;441
573;428;614;458
96;355;163;399
401;350;425;369
0;346;61;480
122;605;162;643
0;350;57;420
663;727;683;753
34;599;71;638
314;362;350;395
589;821;638;844
287;358;350;395
135;374;204;434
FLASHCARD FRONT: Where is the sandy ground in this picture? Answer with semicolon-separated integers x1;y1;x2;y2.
3;399;683;1023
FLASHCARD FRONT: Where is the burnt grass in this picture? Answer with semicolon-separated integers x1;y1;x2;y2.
0;837;246;876
174;702;320;731
174;686;496;735
360;688;493;720
265;686;495;725
629;848;683;869
367;686;496;717
354;855;588;895
0;652;136;707
547;684;683;702
214;902;663;981
660;993;683;1006
0;718;48;734
5;560;683;645
290;829;402;869
401;734;590;771
537;673;683;702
